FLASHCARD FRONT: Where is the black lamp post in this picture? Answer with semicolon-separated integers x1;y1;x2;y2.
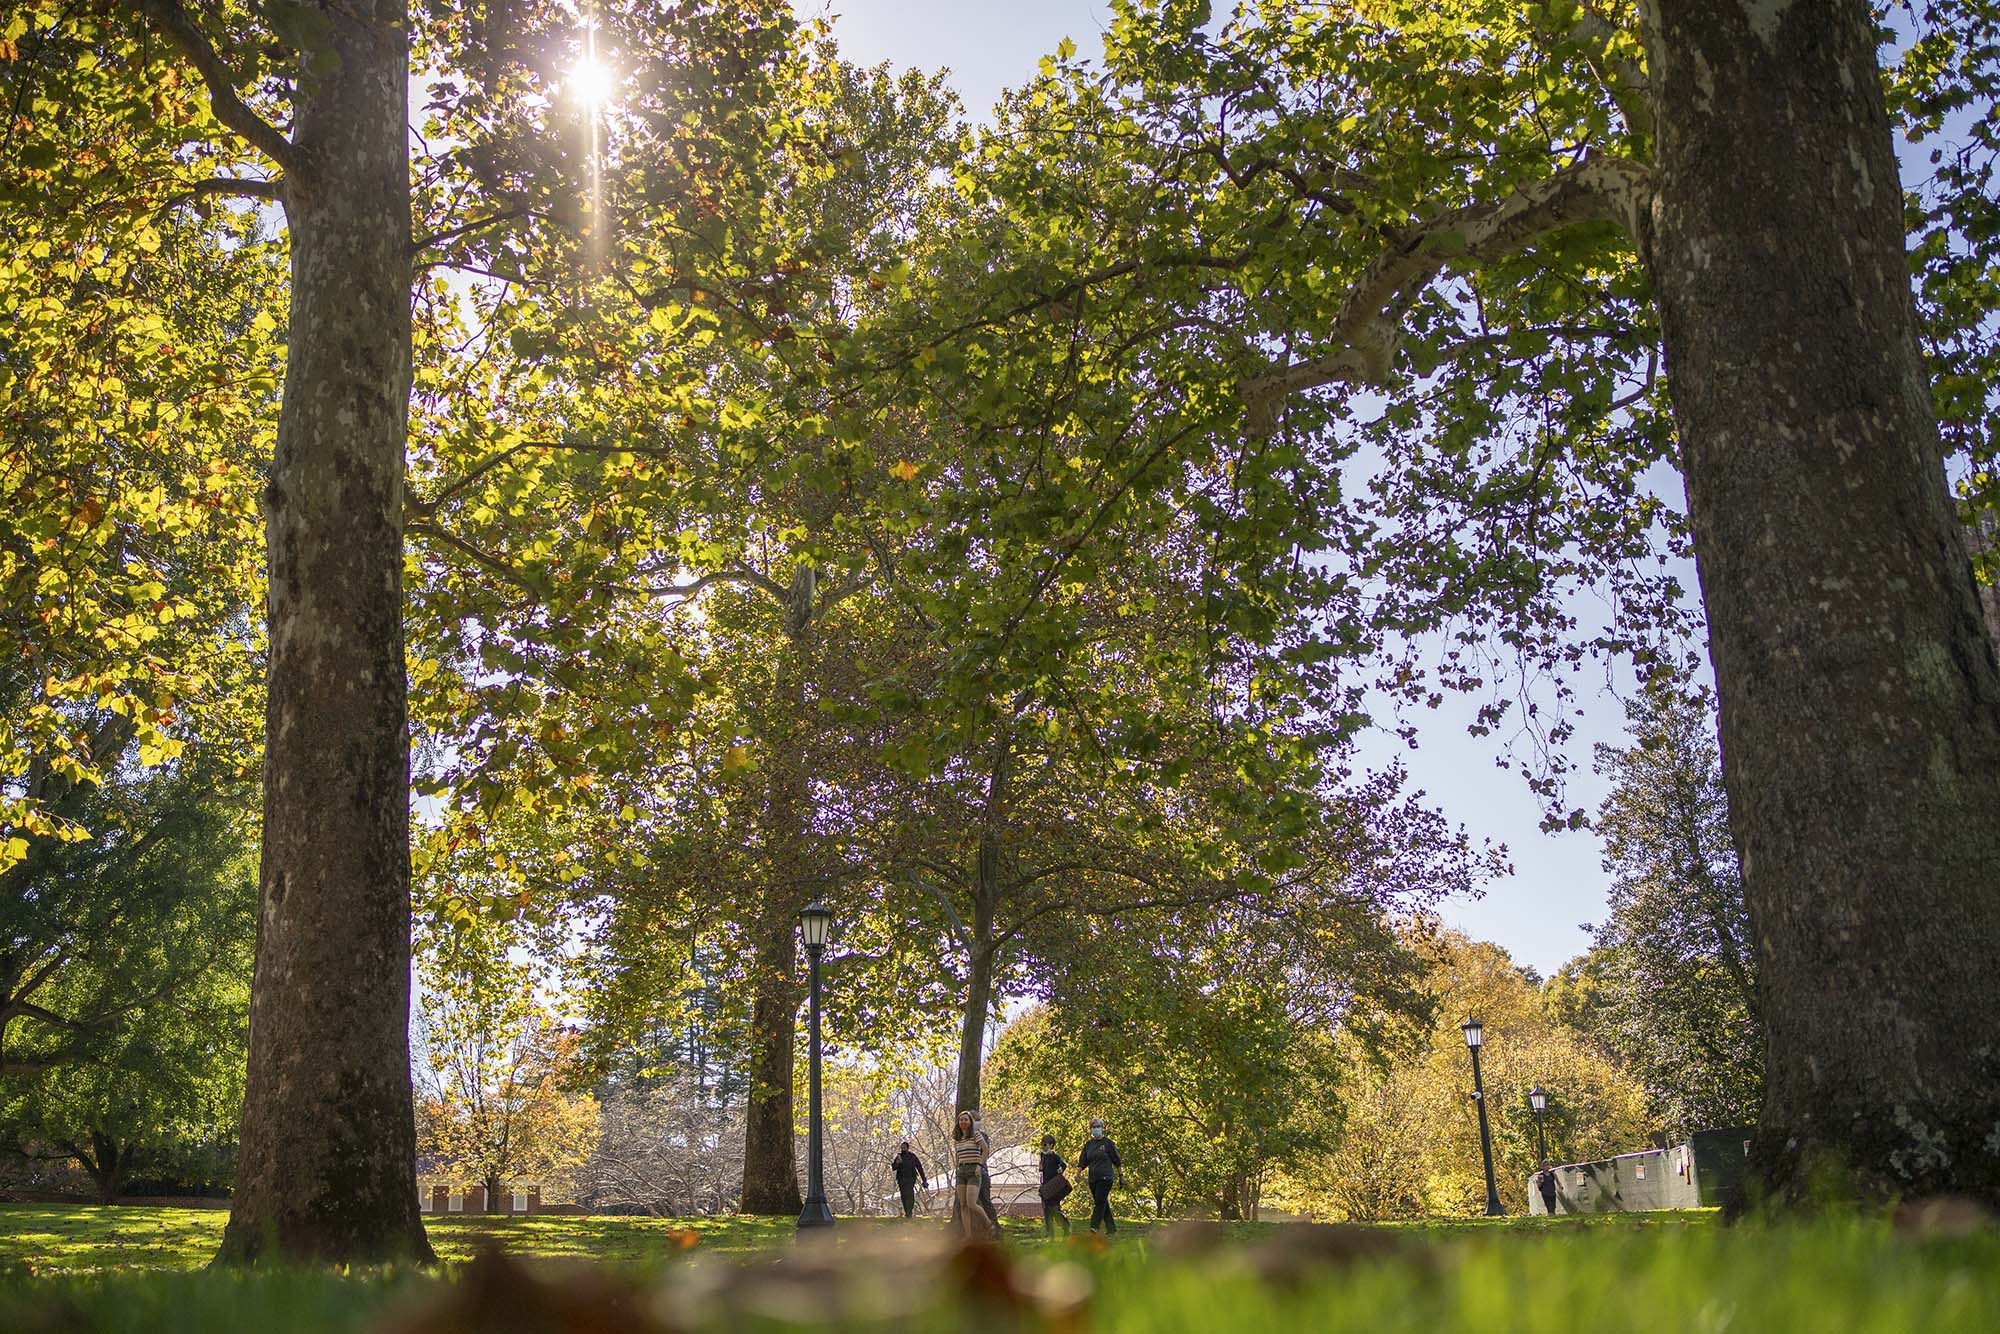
1462;1018;1504;1216
1528;1085;1550;1166
797;902;835;1231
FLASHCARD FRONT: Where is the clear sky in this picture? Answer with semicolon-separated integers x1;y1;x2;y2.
794;0;1689;976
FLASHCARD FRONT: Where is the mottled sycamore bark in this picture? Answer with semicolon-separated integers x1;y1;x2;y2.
1643;0;2000;1204
215;1;432;1263
739;570;817;1215
740;891;804;1215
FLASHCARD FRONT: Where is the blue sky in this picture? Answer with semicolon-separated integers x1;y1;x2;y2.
793;0;1675;975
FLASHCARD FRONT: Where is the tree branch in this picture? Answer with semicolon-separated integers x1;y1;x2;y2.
899;876;972;954
1562;10;1654;141
412;209;534;258
407;520;546;602
1240;154;1654;421
179;175;284;205
619;567;789;605
408;437;682;521
133;0;297;171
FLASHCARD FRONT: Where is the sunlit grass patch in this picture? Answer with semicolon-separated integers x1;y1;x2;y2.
0;1205;1994;1333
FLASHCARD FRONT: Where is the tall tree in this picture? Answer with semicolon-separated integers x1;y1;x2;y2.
1644;0;2000;1203
979;0;2000;1203
1583;682;1761;1138
7;0;815;1259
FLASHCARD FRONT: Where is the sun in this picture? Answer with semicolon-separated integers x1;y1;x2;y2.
568;55;616;110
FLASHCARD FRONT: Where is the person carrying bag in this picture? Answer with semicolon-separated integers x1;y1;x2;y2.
1037;1134;1072;1236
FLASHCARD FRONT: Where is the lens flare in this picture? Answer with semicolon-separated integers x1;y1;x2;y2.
569;56;615;109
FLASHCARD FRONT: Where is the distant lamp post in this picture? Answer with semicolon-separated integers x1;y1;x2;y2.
1528;1085;1551;1166
1462;1018;1504;1216
797;902;835;1231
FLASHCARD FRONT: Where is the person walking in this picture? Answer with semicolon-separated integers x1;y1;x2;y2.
952;1111;996;1240
1076;1118;1122;1234
891;1140;926;1218
1536;1160;1558;1216
1038;1134;1072;1236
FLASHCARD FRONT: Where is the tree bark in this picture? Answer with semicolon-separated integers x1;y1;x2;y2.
78;1130;126;1205
215;1;433;1263
1964;508;2000;660
738;571;818;1215
739;891;803;1214
953;909;996;1117
1644;0;2000;1204
954;742;1012;1118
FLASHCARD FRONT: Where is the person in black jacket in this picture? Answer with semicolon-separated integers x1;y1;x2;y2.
891;1140;926;1218
1038;1134;1071;1236
1076;1118;1122;1234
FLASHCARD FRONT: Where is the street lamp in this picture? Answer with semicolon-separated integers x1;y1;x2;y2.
797;902;835;1231
1462;1018;1504;1216
1528;1085;1550;1166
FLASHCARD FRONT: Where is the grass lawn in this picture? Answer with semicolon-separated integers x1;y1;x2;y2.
0;1204;1994;1332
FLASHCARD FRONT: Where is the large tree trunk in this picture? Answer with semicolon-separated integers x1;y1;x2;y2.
216;1;433;1264
76;1130;127;1206
740;891;803;1214
953;919;996;1117
1645;0;2000;1205
738;573;818;1215
953;749;1012;1118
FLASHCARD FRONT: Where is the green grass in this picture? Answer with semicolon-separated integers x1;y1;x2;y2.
0;1204;1994;1333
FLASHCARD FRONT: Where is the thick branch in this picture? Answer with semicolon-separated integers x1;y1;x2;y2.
412;209;534;258
1565;11;1654;141
180;176;284;205
620;567;789;605
899;876;972;954
133;0;297;171
408;437;681;520
407;520;546;601
1241;154;1654;419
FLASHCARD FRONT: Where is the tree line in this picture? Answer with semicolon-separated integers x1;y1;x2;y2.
3;0;1998;1259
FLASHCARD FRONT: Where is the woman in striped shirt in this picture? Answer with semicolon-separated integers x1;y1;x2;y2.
952;1110;994;1239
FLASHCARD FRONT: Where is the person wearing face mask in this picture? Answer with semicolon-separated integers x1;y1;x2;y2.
1076;1118;1122;1234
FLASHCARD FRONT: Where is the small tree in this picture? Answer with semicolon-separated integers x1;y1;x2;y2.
415;951;599;1211
1305;929;1654;1221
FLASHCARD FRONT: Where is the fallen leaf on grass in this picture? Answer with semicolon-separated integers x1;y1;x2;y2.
380;1245;669;1334
1893;1196;1993;1240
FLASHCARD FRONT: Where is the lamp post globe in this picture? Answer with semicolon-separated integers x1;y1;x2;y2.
799;901;832;951
1462;1017;1504;1216
797;902;835;1231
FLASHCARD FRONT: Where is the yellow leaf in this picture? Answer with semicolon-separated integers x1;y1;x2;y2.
888;460;921;482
